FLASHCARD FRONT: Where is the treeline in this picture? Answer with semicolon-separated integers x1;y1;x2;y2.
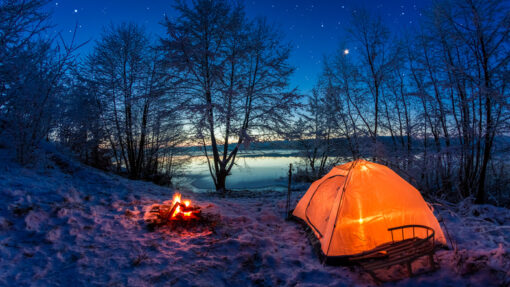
0;1;189;184
0;0;300;188
294;0;510;205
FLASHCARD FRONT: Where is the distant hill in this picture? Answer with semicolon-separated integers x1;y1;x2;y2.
175;135;510;158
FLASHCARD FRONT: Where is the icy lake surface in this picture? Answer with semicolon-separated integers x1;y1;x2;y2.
175;149;303;192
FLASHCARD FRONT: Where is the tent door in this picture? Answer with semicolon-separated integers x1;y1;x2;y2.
305;175;346;238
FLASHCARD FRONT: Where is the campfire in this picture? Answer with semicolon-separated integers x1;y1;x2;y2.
144;193;203;230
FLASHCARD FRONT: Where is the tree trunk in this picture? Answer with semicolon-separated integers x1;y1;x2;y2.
215;168;227;193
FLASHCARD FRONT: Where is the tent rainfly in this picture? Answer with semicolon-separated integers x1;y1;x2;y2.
293;159;447;263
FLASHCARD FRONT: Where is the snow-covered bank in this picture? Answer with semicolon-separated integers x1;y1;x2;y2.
0;148;509;286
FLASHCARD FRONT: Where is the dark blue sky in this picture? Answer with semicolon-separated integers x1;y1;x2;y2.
47;0;429;93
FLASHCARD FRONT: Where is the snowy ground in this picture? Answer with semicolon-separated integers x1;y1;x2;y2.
0;147;509;286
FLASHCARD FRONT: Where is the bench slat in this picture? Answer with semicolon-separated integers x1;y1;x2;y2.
362;245;433;264
349;225;438;282
363;251;433;270
351;239;432;262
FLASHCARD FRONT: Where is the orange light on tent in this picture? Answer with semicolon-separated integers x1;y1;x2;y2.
292;159;448;257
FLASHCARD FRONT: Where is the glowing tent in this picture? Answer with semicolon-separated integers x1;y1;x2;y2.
293;159;446;262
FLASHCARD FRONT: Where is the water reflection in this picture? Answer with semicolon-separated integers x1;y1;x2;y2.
174;151;302;192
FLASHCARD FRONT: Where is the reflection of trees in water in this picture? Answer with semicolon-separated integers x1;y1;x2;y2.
175;155;302;191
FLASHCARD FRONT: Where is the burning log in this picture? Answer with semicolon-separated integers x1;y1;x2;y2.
144;193;204;230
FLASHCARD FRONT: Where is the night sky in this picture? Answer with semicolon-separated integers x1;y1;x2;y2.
47;0;430;93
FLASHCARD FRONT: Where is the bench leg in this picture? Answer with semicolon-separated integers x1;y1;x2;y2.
406;262;413;277
428;253;437;270
366;270;382;285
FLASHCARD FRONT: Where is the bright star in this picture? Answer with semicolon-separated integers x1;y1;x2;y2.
344;49;349;55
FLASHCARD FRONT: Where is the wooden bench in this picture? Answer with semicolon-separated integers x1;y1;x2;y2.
349;225;437;282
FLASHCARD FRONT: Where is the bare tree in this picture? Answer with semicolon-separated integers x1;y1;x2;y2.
293;86;339;179
348;9;394;157
58;74;110;169
86;23;184;180
431;0;510;203
162;0;299;192
322;47;364;158
0;0;79;164
314;0;509;205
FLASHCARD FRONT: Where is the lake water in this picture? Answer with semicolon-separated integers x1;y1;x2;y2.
174;150;307;192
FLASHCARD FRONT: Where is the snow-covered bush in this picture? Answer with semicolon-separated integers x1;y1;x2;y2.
0;0;77;164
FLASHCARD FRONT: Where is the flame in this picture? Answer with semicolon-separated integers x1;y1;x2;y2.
172;193;182;205
170;193;195;219
172;205;181;218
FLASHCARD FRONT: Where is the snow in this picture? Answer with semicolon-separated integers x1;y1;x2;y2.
0;147;509;286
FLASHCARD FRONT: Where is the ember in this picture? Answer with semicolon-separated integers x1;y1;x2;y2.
144;193;202;229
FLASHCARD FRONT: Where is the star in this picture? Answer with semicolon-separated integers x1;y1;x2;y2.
74;9;78;13
344;49;349;55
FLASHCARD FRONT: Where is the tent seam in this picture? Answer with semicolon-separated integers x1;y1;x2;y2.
304;174;346;239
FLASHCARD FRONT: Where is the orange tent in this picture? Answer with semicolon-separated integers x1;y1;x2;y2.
293;159;446;262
